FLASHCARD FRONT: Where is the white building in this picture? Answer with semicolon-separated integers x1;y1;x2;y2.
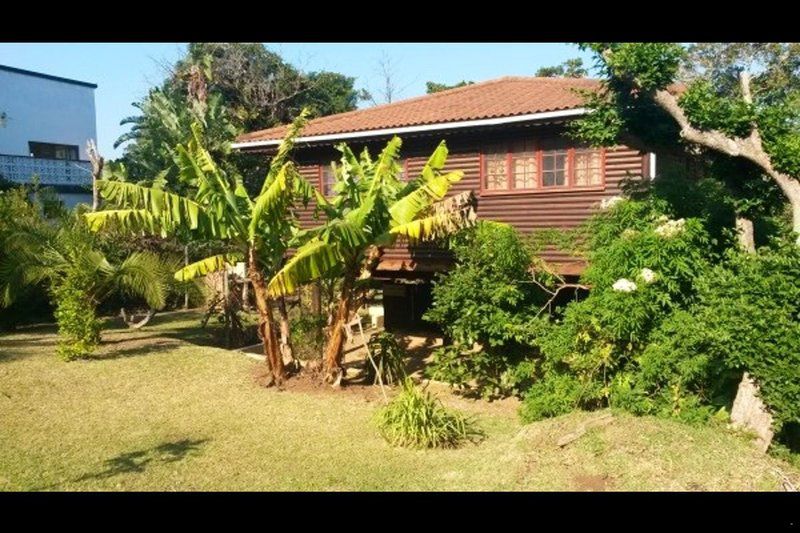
0;64;97;207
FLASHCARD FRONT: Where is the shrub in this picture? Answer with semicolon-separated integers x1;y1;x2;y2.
52;268;101;360
425;221;553;398
376;378;484;449
693;243;800;434
519;373;588;422
524;195;724;423
522;186;800;451
363;331;406;386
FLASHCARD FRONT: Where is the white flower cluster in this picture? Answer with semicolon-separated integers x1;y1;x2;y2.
601;196;625;210
639;268;656;284
654;217;686;238
612;278;638;293
621;228;639;240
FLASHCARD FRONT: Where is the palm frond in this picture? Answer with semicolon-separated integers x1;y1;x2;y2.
267;239;343;296
389;191;477;243
103;251;169;309
389;170;463;225
173;253;243;282
248;163;293;241
258;109;309;196
84;209;161;235
369;136;403;194
94;180;216;237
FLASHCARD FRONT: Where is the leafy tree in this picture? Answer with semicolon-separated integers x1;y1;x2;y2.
573;43;800;245
425;80;474;94
267;138;475;385
117;89;238;185
168;43;362;131
0;205;167;359
424;221;552;398
85;115;313;386
117;43;363;198
535;58;588;78
300;71;363;118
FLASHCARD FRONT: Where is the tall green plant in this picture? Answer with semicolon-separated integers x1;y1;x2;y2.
375;378;484;449
0;209;167;359
85;114;313;385
267;138;475;385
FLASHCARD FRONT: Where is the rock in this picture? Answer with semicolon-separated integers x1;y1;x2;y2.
730;372;774;453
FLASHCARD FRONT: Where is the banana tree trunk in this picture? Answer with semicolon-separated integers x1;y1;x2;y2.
248;250;284;387
323;266;357;386
277;295;296;369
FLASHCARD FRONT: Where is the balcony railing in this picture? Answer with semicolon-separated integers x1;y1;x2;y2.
0;153;92;187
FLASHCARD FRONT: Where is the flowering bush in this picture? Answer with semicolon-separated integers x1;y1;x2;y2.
521;195;717;422
521;186;800;452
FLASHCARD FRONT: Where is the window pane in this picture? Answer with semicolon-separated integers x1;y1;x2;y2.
542;150;567;187
513;154;537;189
573;149;602;186
398;158;407;181
484;148;508;190
321;165;336;196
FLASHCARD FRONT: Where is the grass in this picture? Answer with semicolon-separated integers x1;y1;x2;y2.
1;310;799;491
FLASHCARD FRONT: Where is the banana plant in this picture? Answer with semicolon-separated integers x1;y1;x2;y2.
267;137;476;385
84;112;313;386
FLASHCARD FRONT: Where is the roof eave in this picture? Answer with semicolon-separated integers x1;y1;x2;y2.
232;108;588;150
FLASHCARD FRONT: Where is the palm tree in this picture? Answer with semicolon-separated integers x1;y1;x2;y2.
84;114;313;386
267;137;475;385
0;210;168;358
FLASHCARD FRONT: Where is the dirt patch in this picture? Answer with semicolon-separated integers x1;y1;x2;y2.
572;472;612;491
252;364;383;403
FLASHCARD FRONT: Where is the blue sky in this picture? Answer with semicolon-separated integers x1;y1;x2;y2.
0;43;592;158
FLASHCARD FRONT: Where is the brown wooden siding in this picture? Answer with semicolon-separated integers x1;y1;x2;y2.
283;123;647;277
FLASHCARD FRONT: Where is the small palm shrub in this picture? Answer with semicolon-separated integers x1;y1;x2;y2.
376;378;484;449
363;331;406;386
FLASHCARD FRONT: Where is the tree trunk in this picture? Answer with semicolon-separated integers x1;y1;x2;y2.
787;179;800;246
736;216;756;253
311;280;323;342
322;267;357;386
242;278;250;311
247;250;284;387
276;295;296;369
731;215;775;452
731;372;775;453
120;307;156;329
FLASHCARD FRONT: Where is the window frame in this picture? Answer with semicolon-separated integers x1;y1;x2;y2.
479;140;606;196
318;162;337;197
28;141;80;161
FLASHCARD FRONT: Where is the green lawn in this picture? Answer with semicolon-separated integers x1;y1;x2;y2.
1;310;798;491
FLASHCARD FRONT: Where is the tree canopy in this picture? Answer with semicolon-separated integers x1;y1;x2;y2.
535;58;588;78
572;43;800;244
426;80;474;94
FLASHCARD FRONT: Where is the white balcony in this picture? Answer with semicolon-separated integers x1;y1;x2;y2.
0;153;92;188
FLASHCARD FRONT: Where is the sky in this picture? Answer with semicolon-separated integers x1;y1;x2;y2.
0;43;593;158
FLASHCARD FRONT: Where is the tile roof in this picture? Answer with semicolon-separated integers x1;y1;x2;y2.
236;76;600;143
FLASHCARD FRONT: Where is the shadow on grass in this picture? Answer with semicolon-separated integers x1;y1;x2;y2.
34;438;210;489
93;339;185;360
